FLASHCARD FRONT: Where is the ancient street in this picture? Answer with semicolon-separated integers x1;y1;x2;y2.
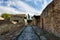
17;25;40;40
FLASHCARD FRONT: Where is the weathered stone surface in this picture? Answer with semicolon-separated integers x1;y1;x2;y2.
17;26;40;40
39;0;60;37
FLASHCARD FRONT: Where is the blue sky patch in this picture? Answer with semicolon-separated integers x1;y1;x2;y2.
0;0;53;15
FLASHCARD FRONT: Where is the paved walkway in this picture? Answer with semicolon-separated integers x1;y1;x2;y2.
17;25;40;40
0;25;60;40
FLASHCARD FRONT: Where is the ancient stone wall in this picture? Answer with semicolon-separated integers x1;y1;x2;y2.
40;0;60;37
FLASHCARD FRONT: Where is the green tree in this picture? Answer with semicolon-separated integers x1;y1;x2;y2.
1;13;11;20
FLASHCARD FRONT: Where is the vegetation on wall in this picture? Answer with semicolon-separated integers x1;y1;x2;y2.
1;13;11;20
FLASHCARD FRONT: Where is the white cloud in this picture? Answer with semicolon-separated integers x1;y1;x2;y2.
41;0;53;12
0;0;41;16
0;0;53;16
34;0;42;5
23;0;53;16
25;0;41;2
25;0;32;1
25;0;42;5
7;0;41;15
41;0;47;10
0;6;26;15
14;1;40;14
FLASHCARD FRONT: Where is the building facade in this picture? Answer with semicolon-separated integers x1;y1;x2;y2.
10;14;26;24
40;0;60;37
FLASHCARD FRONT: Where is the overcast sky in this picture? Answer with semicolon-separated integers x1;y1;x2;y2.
0;0;53;16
